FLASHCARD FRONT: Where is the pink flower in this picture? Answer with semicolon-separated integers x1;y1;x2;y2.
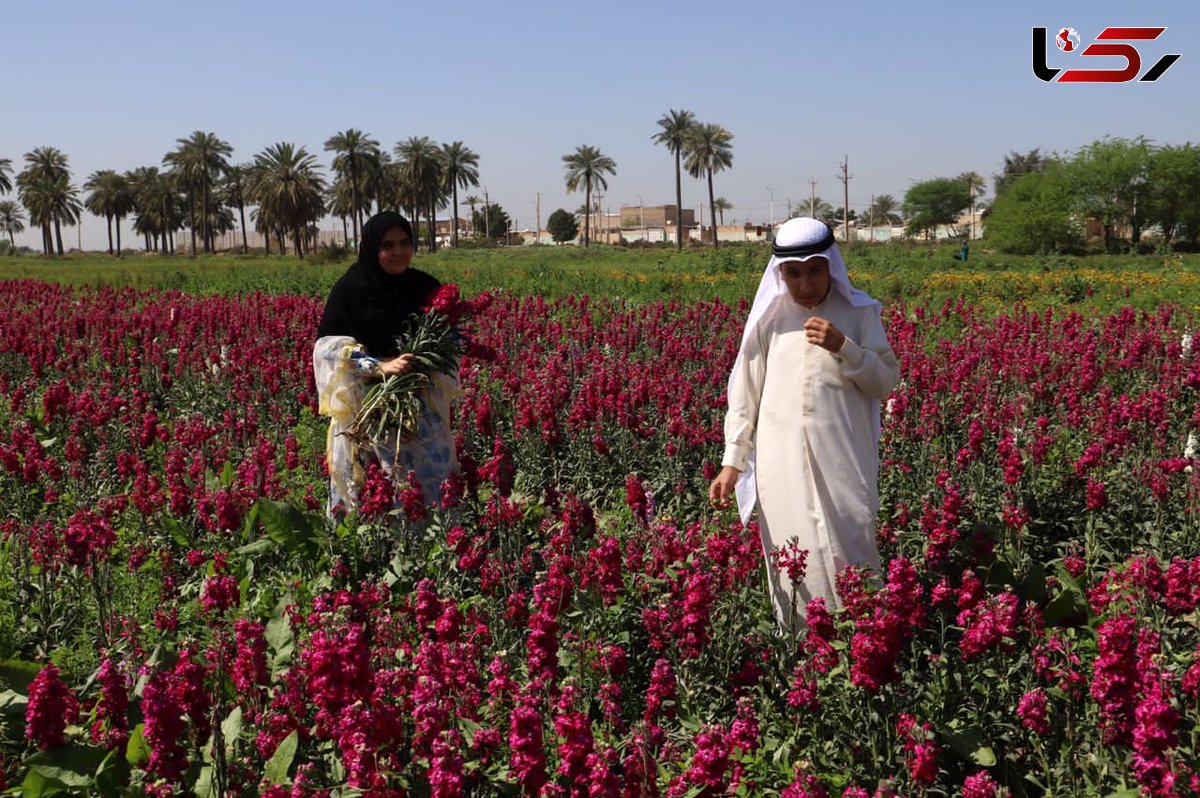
681;726;731;792
644;658;677;722
961;770;998;798
1018;689;1050;735
89;657;129;751
508;694;548;795
200;573;240;615
625;473;652;526
25;663;79;750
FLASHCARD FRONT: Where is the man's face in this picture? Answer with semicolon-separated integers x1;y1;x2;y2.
779;257;831;308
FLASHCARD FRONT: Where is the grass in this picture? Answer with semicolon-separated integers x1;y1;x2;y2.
3;242;1200;313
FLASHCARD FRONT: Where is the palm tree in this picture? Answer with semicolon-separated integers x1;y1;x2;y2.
395;137;446;252
652;109;696;251
798;196;834;222
463;195;481;237
994;149;1047;197
682;123;734;249
562;145;617;247
867;194;901;227
372;155;410;217
0;158;12;195
164;131;232;254
958;171;986;240
713;197;732;227
223;164;252;254
0;200;25;246
439;141;480;248
128;167;185;254
17;148;79;255
324;129;380;248
84;170;134;255
248;142;326;259
327;176;356;245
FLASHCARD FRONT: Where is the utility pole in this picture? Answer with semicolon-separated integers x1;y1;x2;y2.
838;156;851;243
869;194;875;239
535;192;541;241
483;187;490;241
808;179;818;219
767;187;777;228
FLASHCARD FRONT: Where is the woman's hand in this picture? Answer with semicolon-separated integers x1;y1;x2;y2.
708;466;741;510
378;353;415;376
804;317;846;353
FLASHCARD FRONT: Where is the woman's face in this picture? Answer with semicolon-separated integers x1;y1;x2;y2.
779;257;831;308
378;226;414;276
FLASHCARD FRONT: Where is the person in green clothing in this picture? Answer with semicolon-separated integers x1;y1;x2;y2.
953;239;970;261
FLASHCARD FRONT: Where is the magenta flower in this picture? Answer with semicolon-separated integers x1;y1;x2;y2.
25;663;79;750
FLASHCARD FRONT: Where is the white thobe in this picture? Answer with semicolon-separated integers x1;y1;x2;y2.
722;291;900;632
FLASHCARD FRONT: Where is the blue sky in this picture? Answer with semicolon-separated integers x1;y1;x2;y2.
4;0;1198;249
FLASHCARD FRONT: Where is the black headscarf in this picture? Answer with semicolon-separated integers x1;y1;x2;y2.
316;212;441;358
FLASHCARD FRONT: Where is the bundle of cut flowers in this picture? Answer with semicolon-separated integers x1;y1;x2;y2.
345;284;488;450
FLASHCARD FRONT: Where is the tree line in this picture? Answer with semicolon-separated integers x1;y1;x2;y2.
888;137;1200;254
0;109;738;258
985;137;1200;253
0;131;485;258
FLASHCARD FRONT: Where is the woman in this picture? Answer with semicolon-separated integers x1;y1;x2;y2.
313;212;457;514
708;217;900;633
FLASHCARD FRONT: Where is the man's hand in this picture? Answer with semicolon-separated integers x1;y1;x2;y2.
708;465;740;510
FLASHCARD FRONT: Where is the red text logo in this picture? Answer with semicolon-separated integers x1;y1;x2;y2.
1033;26;1180;83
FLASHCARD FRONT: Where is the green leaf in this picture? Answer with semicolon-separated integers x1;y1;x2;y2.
125;723;151;767
235;538;277;557
19;768;70;798
193;764;217;798
251;499;322;560
0;689;29;738
266;594;295;665
972;746;997;766
1044;582;1088;627
264;730;299;785
161;515;192;549
94;748;132;794
221;706;244;754
25;743;111;787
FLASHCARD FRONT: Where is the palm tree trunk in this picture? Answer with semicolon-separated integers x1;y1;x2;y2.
350;156;361;247
116;216;123;257
674;150;684;251
342;216;348;246
239;204;248;254
188;196;197;256
42;223;52;255
106;214;114;254
294;227;303;259
707;169;718;249
7;231;12;246
202;183;211;253
263;229;270;256
452;185;459;248
54;219;64;256
584;177;592;248
428;196;436;253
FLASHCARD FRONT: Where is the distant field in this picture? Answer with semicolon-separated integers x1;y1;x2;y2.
3;242;1199;312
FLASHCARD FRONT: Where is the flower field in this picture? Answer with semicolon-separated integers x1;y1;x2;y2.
1;277;1199;796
